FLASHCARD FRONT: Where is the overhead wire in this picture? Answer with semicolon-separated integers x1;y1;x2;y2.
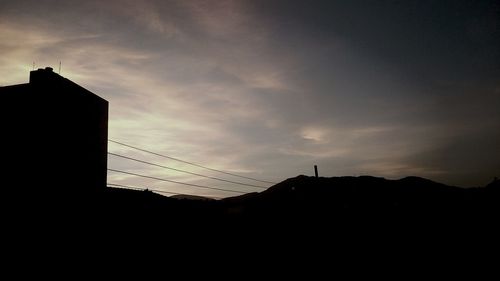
108;183;221;199
108;183;179;195
108;152;267;189
108;168;246;194
108;139;277;184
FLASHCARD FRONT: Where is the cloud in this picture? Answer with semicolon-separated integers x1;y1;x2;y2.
108;0;182;37
180;0;253;37
1;0;499;197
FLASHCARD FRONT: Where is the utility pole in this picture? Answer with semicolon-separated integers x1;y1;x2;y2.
314;165;318;178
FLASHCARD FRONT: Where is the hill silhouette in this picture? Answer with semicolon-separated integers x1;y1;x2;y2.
8;175;499;225
5;174;499;269
10;174;497;238
218;175;499;229
170;194;216;201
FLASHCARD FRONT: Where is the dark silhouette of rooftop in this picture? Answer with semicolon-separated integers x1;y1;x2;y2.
0;67;108;208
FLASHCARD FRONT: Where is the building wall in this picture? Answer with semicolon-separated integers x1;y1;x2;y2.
0;68;108;196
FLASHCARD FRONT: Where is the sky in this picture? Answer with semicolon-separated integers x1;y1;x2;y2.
1;0;499;197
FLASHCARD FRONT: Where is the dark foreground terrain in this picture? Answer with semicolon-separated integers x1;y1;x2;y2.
6;175;499;233
4;175;499;272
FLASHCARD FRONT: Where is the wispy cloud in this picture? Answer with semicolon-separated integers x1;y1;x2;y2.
1;0;499;195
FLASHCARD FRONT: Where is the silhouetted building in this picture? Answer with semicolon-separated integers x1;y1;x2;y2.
0;67;108;197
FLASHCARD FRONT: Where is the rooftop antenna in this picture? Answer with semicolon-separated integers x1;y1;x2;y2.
59;61;61;74
32;61;35;70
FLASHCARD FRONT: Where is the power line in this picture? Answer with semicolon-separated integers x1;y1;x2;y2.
108;139;277;184
108;183;221;199
108;152;268;189
108;168;246;194
108;183;179;195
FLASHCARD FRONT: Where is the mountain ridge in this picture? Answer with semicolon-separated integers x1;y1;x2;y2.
4;174;499;257
6;174;499;230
